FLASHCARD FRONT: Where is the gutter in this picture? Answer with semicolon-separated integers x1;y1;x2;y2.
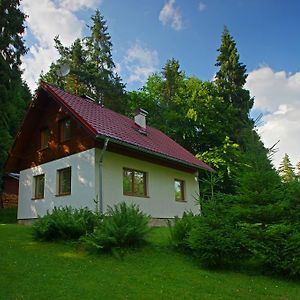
98;138;109;214
95;134;213;172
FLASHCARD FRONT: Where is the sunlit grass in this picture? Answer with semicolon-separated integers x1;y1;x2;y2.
0;224;299;300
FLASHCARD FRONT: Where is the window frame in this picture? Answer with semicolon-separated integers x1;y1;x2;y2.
59;118;71;143
123;167;148;197
57;167;72;196
33;174;45;200
40;127;49;150
174;179;185;202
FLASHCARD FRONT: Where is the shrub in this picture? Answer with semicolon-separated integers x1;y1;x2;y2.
188;215;251;268
187;194;251;268
168;212;195;252
32;206;101;241
81;202;150;252
283;230;300;276
260;224;300;276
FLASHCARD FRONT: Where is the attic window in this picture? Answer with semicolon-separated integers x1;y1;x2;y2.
59;119;71;142
40;128;49;149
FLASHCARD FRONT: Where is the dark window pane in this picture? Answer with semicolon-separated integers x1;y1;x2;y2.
60;119;71;142
41;128;49;149
58;167;71;195
34;174;44;199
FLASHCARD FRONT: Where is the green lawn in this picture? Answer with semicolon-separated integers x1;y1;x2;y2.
0;224;299;300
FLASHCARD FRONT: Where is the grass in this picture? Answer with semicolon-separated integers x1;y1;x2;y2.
0;207;17;224
1;224;299;300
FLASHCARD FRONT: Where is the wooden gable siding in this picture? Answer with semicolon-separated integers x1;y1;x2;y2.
6;91;95;172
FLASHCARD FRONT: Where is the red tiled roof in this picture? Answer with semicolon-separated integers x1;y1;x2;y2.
41;82;212;171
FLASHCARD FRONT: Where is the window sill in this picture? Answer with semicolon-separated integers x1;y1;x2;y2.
123;193;150;198
32;197;44;200
55;193;71;197
175;199;187;203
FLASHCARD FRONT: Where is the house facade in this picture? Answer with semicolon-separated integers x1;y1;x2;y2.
5;83;212;222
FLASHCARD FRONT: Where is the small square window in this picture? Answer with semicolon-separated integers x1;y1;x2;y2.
33;174;45;199
57;167;71;196
40;128;49;149
59;119;71;142
175;179;185;202
123;168;147;197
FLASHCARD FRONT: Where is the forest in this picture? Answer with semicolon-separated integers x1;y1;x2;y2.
1;1;300;277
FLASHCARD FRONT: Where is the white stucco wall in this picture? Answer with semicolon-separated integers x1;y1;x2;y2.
18;149;97;219
98;150;200;218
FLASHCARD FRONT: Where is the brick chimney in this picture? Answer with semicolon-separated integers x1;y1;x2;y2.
134;108;148;130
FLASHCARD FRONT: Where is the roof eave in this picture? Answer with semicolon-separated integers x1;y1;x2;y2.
95;134;212;172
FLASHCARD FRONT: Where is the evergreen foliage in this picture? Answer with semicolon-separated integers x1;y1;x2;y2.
41;10;127;113
168;212;195;251
32;207;101;241
278;153;296;183
296;161;300;179
0;0;31;189
215;27;254;149
81;202;150;253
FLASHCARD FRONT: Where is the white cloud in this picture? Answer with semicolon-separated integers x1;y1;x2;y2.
198;2;207;12
124;42;159;84
159;0;183;31
59;0;100;11
246;67;300;168
21;0;101;91
22;46;59;91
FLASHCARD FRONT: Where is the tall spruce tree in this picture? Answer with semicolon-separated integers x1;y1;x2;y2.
278;153;296;183
41;10;126;113
0;0;31;188
215;27;254;148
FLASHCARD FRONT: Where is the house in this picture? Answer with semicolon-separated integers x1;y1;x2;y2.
5;82;212;223
0;173;19;208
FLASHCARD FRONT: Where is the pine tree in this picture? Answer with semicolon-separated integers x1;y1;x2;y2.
278;153;296;183
161;58;184;104
215;27;254;148
296;161;300;180
41;10;126;113
0;0;31;188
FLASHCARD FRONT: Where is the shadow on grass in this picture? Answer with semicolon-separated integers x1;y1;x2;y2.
0;208;17;224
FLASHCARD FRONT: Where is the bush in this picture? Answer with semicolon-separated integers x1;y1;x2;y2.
188;215;251;268
32;206;101;241
81;202;150;252
260;224;300;276
283;230;300;276
187;194;251;268
168;212;195;252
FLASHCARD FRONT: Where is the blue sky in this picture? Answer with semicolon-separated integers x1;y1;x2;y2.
20;0;300;167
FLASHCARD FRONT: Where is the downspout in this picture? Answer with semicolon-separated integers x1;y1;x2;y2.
98;138;109;214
